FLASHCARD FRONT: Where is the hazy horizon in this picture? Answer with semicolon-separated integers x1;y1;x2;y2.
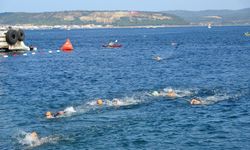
1;0;250;13
0;8;250;13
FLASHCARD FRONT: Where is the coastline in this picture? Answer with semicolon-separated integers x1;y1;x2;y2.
1;24;249;30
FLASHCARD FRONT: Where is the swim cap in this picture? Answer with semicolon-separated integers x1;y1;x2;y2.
190;99;201;105
46;111;52;116
31;132;38;138
97;99;103;105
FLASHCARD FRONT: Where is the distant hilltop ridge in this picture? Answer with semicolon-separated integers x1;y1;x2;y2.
0;9;249;27
165;8;250;26
0;11;187;26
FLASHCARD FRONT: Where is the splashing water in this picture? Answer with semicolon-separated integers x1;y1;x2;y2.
110;97;142;107
60;95;145;118
199;95;231;105
151;87;194;98
17;131;59;148
87;96;142;107
64;106;76;114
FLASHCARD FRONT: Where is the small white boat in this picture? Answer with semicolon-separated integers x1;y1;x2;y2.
245;32;250;36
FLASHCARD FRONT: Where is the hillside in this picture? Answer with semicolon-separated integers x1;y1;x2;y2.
0;9;249;27
165;8;250;25
0;11;187;26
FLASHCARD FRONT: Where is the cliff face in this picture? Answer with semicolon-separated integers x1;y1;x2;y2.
0;11;187;26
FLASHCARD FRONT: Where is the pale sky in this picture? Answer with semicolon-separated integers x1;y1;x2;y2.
0;0;250;12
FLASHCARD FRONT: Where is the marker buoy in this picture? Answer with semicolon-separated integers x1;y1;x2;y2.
60;38;73;51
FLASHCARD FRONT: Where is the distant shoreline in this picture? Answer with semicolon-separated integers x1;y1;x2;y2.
1;9;249;29
1;24;249;30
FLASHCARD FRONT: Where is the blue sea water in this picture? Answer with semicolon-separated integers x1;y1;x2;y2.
0;26;250;149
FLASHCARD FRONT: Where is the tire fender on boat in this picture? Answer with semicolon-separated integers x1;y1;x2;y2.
5;30;18;45
17;29;25;41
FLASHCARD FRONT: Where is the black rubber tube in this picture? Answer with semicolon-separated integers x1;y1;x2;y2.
17;29;25;41
5;30;18;45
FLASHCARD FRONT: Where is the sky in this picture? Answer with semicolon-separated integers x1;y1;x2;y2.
0;0;250;12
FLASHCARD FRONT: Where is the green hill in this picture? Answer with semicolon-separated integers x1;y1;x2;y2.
0;11;187;26
0;9;249;26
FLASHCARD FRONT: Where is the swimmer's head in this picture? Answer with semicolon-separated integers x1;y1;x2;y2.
31;132;38;139
46;111;51;116
45;111;53;118
167;92;176;98
167;89;176;97
190;98;202;105
97;99;103;105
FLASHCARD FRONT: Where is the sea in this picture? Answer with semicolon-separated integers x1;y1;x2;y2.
0;26;250;149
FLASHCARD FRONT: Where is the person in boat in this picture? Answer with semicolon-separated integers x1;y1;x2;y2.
166;89;176;98
190;98;202;105
108;41;115;46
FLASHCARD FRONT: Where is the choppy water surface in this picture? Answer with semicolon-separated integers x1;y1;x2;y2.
0;26;250;149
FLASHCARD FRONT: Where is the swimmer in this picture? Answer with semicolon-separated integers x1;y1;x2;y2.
23;131;40;146
30;132;39;141
45;111;66;119
166;89;176;98
190;98;202;105
21;131;60;147
97;99;103;106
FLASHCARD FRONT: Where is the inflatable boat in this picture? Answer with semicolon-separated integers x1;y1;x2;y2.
102;41;122;48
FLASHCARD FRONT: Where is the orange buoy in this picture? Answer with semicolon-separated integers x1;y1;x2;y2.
60;38;73;51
